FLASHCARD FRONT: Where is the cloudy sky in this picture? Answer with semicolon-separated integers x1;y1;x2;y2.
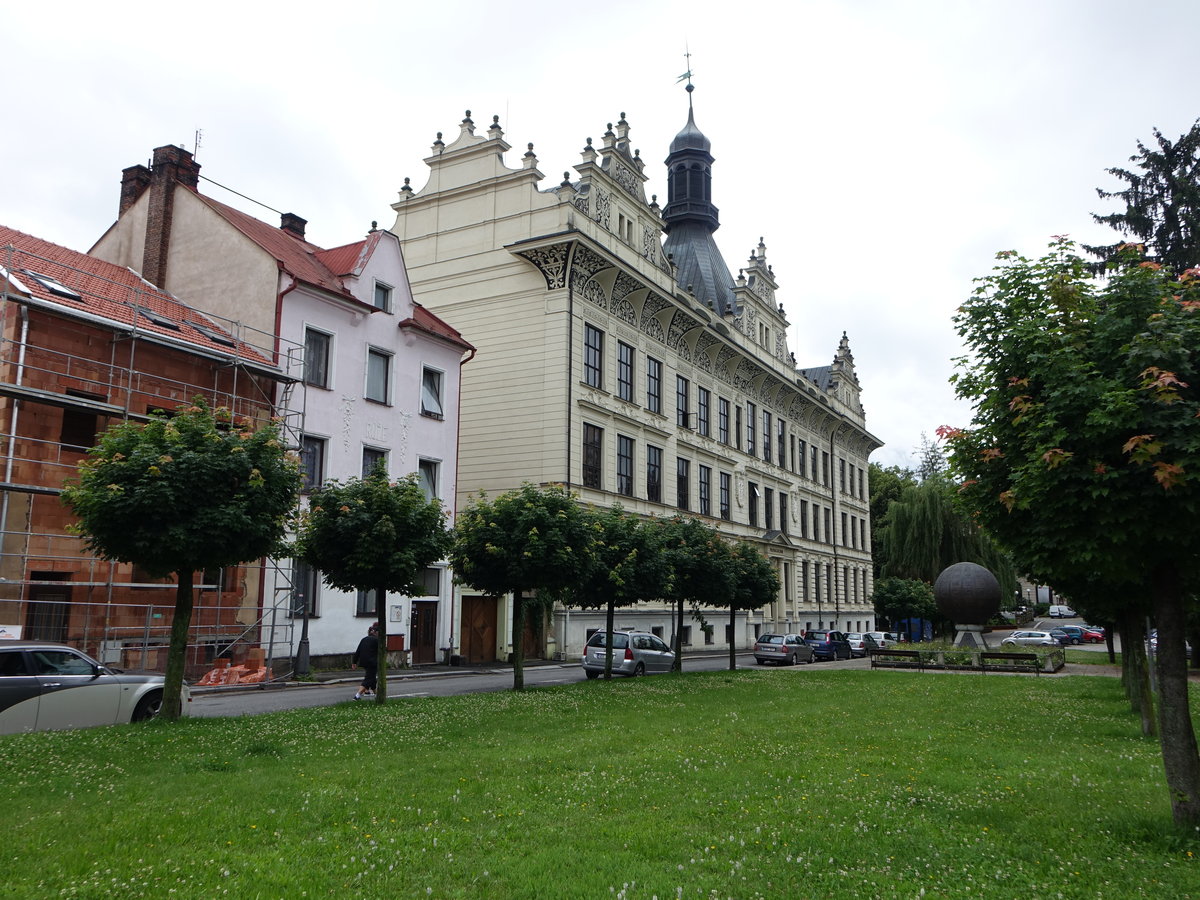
6;0;1199;469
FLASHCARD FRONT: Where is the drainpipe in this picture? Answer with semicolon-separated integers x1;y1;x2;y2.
449;343;476;663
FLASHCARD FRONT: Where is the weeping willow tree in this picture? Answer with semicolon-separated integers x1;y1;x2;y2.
879;475;1017;598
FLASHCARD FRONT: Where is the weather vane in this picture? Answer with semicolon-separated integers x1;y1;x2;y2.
676;45;693;87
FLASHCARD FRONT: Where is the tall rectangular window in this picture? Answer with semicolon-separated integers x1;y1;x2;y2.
647;357;662;413
60;389;105;451
291;560;318;617
582;423;603;488
841;512;848;547
373;280;393;312
735;406;743;450
764;486;774;530
418;459;439;501
746;403;756;454
617;435;634;497
822;451;830;486
840;458;847;493
697;387;710;437
718;398;730;444
859;469;865;498
304;328;331;388
798;440;807;478
647;445;662;503
300;435;325;492
617;341;635;402
762;410;772;462
719;472;731;520
357;588;380;616
749;482;759;527
421;367;444;419
676;375;690;427
812;446;819;480
780;493;788;535
777;419;786;467
850;515;858;548
676;458;690;511
362;446;387;478
584;324;604;389
366;348;391;404
824;507;833;545
860;518;867;550
812;503;820;542
698;464;711;516
800;499;809;538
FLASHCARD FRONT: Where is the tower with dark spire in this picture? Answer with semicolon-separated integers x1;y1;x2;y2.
662;82;736;316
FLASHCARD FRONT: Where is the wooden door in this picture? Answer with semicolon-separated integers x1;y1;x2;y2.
411;602;438;665
460;595;497;664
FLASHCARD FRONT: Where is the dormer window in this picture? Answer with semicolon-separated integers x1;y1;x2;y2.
23;270;81;301
138;308;180;331
373;281;393;313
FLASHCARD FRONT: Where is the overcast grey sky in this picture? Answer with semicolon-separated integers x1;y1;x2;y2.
6;0;1199;469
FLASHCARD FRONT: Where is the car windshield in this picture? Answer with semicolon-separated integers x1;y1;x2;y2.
586;632;630;649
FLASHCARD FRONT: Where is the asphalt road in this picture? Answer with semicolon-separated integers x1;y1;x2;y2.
189;652;869;719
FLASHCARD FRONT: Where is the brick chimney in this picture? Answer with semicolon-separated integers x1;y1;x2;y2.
119;165;152;215
280;212;307;240
142;145;201;288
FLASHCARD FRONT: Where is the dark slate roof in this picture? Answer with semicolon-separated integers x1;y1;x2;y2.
664;220;736;316
670;104;711;155
801;366;833;390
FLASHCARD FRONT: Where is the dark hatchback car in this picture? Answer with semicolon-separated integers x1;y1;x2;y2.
753;633;814;666
804;630;852;661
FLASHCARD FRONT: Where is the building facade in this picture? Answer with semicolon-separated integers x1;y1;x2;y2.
0;226;286;674
91;147;473;664
390;96;881;662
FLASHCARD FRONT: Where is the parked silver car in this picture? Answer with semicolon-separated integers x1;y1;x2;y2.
582;630;674;678
1;640;186;734
753;633;814;666
845;632;868;658
863;631;891;649
1000;630;1059;648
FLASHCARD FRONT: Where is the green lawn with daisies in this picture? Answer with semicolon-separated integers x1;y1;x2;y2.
3;668;1196;899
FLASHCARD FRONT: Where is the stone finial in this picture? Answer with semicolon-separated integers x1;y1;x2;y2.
523;142;538;169
432;132;444;153
488;115;504;140
580;137;597;164
369;220;378;232
400;177;413;197
460;111;475;138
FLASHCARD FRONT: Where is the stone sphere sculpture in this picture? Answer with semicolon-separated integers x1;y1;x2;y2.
933;562;1001;625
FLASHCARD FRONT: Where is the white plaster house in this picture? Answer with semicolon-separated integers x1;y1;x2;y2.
91;146;473;666
390;94;881;664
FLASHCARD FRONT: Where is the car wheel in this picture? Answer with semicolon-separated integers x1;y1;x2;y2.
585;669;600;679
132;690;163;722
789;653;798;666
1072;637;1080;644
633;662;646;676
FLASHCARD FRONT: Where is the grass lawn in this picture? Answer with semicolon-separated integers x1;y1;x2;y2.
3;669;1197;898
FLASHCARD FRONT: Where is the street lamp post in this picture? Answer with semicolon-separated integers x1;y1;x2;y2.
296;591;310;677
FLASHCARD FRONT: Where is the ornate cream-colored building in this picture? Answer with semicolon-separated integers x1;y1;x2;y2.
390;89;881;662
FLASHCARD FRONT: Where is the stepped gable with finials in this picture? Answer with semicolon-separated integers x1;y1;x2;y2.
0;225;273;368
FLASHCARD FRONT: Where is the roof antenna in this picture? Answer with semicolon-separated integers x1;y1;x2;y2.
193;129;203;160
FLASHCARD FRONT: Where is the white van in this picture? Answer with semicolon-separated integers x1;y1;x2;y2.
1048;605;1077;618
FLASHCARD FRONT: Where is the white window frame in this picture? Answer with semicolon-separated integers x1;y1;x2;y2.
365;347;392;405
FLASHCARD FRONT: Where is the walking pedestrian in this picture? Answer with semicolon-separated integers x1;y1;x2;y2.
353;623;379;700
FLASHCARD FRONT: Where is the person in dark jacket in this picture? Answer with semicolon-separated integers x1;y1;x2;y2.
353;623;379;700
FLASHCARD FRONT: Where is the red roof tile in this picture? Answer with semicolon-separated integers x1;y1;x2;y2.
401;303;475;352
0;225;275;368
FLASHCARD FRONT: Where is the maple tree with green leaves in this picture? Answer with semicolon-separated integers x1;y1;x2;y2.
945;237;1200;825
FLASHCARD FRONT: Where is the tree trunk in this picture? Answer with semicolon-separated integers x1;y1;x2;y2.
728;607;737;671
604;600;616;679
673;597;685;672
511;590;525;691
1118;609;1155;737
374;583;388;704
162;570;195;721
1151;563;1200;827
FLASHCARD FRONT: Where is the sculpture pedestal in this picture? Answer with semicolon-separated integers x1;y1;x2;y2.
953;624;990;649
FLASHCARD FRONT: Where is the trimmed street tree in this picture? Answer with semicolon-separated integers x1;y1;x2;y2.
723;542;779;670
946;238;1200;825
451;483;594;690
570;505;671;679
61;400;300;720
1085;120;1200;275
658;516;736;672
295;464;451;704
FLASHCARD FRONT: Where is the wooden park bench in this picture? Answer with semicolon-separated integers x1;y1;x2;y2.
869;648;924;671
979;651;1042;675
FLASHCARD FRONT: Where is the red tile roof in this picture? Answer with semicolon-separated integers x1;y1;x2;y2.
401;303;475;352
0;225;275;368
316;230;381;277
